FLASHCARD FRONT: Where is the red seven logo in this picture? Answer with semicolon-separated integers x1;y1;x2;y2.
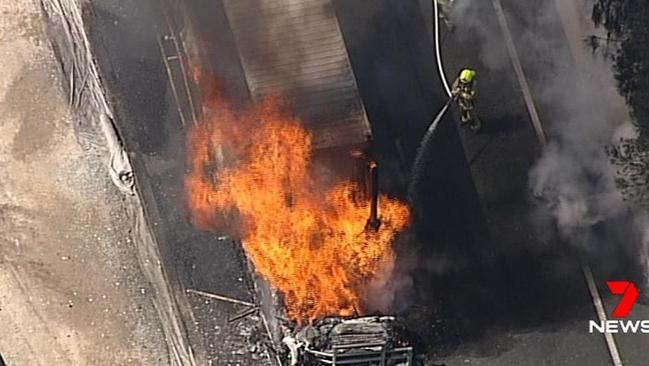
607;281;639;318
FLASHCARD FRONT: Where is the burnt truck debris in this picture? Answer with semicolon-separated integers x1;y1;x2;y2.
184;1;423;365
282;316;414;366
200;2;418;365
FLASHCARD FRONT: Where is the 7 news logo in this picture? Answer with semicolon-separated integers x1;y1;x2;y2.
589;281;646;334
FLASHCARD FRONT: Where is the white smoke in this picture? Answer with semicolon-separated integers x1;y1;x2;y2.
525;1;633;241
364;253;413;314
450;0;648;276
521;0;649;286
529;141;626;245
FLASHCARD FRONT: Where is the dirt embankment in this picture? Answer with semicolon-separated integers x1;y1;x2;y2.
0;1;176;364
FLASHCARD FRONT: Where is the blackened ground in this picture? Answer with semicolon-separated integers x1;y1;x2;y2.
84;1;273;364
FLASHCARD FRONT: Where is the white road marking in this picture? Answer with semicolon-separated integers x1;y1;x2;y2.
582;264;624;366
490;0;547;145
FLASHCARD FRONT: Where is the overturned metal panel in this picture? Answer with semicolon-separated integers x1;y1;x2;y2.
222;0;372;149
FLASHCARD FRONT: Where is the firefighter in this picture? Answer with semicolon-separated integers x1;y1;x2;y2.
451;68;480;131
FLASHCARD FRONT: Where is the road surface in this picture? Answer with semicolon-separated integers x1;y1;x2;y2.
431;0;649;364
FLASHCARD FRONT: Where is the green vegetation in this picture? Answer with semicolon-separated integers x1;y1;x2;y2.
607;140;649;208
592;0;649;206
592;0;649;137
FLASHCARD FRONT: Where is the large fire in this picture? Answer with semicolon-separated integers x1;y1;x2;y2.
185;75;410;323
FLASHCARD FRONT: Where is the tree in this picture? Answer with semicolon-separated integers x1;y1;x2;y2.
593;0;649;206
592;0;649;138
608;140;649;209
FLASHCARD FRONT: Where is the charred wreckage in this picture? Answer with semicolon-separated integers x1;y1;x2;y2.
185;1;421;364
282;316;413;366
275;155;414;366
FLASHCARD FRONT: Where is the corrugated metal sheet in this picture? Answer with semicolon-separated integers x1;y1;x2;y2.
222;0;371;149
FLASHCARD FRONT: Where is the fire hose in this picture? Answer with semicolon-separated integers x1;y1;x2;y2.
408;96;454;204
412;0;500;207
411;0;481;176
408;1;456;203
433;0;452;98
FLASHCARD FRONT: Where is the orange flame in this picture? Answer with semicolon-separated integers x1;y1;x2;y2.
185;77;410;323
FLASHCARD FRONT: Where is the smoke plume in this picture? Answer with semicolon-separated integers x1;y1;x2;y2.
452;0;649;277
524;1;645;252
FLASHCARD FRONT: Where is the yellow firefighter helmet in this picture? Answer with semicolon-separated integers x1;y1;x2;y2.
459;68;476;83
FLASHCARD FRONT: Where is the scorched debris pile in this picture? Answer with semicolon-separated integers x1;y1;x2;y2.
184;78;410;323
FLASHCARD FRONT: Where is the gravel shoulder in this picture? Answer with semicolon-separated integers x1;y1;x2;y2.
0;1;170;364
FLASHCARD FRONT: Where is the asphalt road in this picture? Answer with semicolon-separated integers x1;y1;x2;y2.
433;0;649;365
82;0;649;365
